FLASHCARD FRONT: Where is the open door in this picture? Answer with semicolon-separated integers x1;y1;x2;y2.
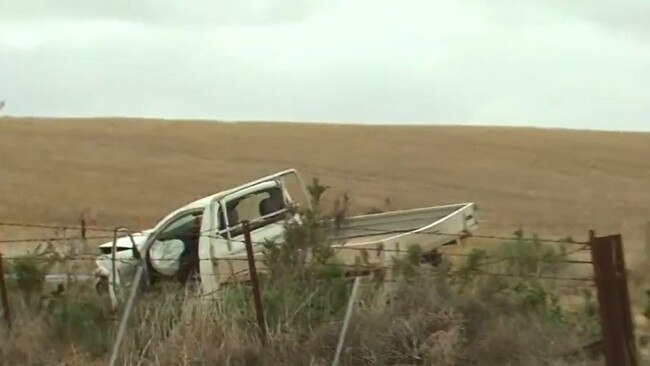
196;169;311;296
198;180;294;294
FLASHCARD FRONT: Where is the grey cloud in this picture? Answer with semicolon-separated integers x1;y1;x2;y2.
0;0;648;131
0;0;336;26
504;0;650;38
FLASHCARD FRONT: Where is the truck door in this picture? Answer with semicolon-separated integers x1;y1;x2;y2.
197;200;228;296
220;182;290;255
198;180;295;295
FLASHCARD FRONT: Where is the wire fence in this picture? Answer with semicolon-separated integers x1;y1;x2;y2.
2;220;641;364
0;219;596;287
0;221;115;232
0;220;593;258
0;220;589;245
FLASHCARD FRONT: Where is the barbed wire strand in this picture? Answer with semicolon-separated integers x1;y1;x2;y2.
1;229;589;247
0;221;115;232
4;266;594;283
331;225;588;245
1;233;593;266
1;220;597;284
2;253;595;283
1;250;591;265
1;219;590;245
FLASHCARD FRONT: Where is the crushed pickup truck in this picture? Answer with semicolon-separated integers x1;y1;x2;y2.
93;169;478;306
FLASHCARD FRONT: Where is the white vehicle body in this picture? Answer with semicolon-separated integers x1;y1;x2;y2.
94;169;478;305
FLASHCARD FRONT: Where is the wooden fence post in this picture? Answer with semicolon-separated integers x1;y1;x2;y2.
0;242;11;330
590;230;638;366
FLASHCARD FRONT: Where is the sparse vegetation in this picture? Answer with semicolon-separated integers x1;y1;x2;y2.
0;180;602;365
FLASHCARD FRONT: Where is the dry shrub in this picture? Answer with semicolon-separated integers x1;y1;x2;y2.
0;299;110;366
0;259;601;366
0;182;602;365
109;271;600;366
124;301;246;365
0;315;50;365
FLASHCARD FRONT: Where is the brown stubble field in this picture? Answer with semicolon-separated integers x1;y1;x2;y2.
1;117;650;266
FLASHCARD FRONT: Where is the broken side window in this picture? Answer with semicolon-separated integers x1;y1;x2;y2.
218;186;288;238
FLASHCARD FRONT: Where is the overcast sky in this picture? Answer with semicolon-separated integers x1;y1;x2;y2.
0;0;648;131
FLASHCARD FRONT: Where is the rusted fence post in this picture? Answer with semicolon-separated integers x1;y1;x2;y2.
645;221;650;262
242;221;267;344
0;242;11;330
80;217;86;242
590;230;638;366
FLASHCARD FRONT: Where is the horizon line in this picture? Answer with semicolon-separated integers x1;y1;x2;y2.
1;114;648;134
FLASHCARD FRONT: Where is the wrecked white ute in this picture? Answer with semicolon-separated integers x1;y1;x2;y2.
94;169;478;305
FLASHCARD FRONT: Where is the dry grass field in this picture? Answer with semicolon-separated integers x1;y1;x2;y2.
1;117;650;264
2;117;650;365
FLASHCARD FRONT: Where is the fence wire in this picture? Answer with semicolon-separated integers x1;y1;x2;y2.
1;219;597;286
1;252;595;284
1;220;588;246
0;221;114;232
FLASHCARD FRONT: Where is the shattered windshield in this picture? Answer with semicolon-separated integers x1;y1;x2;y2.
157;212;201;241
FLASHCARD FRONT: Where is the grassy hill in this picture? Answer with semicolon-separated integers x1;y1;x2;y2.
1;116;649;365
1;117;649;262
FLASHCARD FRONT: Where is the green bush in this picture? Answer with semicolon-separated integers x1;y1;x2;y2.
44;285;115;356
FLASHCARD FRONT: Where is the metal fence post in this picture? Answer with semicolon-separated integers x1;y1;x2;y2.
331;276;362;366
0;243;11;330
590;230;638;366
108;264;145;366
108;227;147;366
242;221;267;344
